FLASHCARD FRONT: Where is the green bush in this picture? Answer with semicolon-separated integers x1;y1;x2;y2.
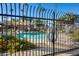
1;35;17;40
71;30;79;42
0;35;37;53
15;45;20;51
15;41;36;51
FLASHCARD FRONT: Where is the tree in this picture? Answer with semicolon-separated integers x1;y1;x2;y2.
32;19;45;31
59;13;77;24
56;13;77;32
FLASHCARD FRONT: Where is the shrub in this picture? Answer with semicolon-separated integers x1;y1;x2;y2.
71;30;79;42
1;35;17;40
0;35;37;54
15;41;36;51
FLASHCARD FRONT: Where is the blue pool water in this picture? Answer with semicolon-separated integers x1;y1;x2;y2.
16;32;48;41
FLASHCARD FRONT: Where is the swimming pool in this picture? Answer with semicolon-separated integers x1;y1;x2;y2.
16;32;48;41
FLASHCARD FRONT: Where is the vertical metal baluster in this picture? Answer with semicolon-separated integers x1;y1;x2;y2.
33;7;39;56
37;7;41;56
0;3;3;56
23;3;26;56
55;11;58;56
46;9;50;55
18;3;21;56
40;8;42;55
32;6;36;56
22;3;25;56
5;3;8;56
20;4;24;56
49;10;53;55
29;5;32;56
41;7;45;55
14;3;16;56
59;12;62;53
57;12;59;54
48;9;51;55
56;11;58;54
52;11;55;56
10;3;13;56
52;10;55;55
54;5;57;55
47;9;51;54
25;3;28;56
58;11;62;51
43;9;47;55
27;5;30;56
55;10;57;55
48;9;51;56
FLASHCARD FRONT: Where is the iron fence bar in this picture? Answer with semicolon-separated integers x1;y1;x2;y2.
24;3;26;56
22;3;25;56
55;11;57;55
14;3;16;56
46;9;51;52
18;3;21;56
48;9;52;55
35;6;39;56
41;7;44;55
50;9;54;55
10;3;12;56
0;3;3;56
47;9;50;55
32;6;36;56
29;5;32;56
35;6;38;56
56;11;62;53
0;14;53;20
42;9;48;56
36;6;39;18
52;11;55;56
5;3;8;56
25;4;29;56
42;8;44;56
47;9;50;19
38;6;40;56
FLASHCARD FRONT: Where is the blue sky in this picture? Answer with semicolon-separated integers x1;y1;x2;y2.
30;3;79;14
1;3;79;14
0;3;79;22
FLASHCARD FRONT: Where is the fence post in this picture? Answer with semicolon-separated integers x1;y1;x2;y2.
52;11;55;56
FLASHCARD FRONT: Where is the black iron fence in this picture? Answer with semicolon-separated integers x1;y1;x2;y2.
0;3;79;56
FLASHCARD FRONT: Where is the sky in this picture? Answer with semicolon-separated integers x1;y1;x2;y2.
31;3;79;14
0;3;79;22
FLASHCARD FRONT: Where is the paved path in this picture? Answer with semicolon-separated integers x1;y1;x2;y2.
56;48;79;56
